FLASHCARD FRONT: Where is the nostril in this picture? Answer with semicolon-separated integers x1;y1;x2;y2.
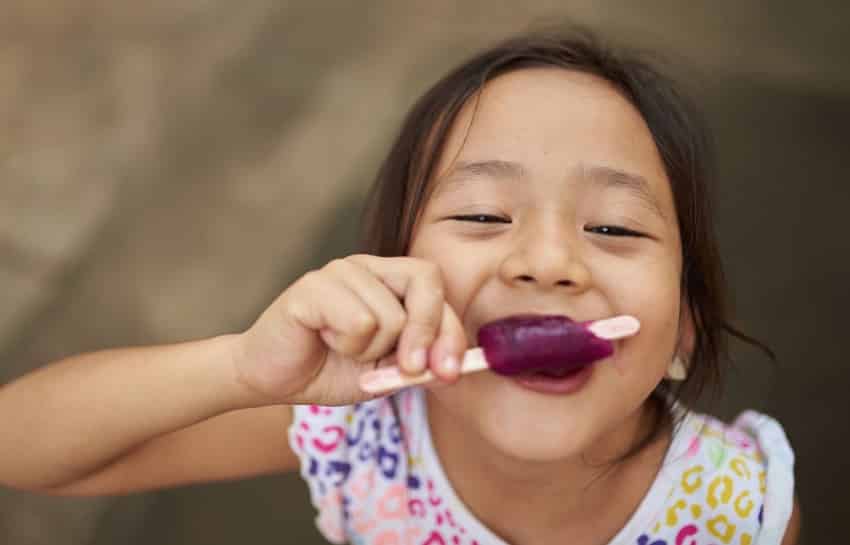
517;275;534;282
555;279;573;287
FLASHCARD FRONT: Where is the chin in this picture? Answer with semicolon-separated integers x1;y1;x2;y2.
488;421;596;463
479;397;604;463
430;372;620;464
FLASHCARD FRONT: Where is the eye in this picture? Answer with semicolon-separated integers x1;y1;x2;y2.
584;225;645;237
449;214;511;224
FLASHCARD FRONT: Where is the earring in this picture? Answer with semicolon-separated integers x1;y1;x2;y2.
666;356;688;381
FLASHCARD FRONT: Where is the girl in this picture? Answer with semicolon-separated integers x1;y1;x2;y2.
0;30;799;544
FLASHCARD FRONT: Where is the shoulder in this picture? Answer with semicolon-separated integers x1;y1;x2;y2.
670;409;797;544
732;411;801;544
680;409;794;477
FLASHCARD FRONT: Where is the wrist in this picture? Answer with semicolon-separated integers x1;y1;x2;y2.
208;333;282;410
221;332;296;408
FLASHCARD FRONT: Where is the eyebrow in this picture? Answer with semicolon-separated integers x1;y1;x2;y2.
444;160;527;182
580;164;666;220
431;160;526;200
435;159;665;219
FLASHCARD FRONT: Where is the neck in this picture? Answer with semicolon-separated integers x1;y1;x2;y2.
425;394;671;545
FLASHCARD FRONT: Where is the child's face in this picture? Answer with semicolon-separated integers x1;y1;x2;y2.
408;68;685;462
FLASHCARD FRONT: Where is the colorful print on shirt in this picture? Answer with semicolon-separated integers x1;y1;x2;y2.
288;388;794;545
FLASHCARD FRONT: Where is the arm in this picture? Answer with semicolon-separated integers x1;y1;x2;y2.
0;335;288;493
46;404;297;497
0;255;465;496
780;496;801;545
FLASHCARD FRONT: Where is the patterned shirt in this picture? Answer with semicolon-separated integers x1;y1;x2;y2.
288;387;794;544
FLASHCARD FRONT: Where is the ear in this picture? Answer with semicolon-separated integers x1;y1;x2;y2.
678;296;696;359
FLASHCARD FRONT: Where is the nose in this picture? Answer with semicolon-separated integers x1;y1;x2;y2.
498;215;591;292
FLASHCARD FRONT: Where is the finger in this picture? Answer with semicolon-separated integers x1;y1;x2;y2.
289;271;378;358
427;302;468;383
346;255;445;374
395;263;444;375
326;259;406;364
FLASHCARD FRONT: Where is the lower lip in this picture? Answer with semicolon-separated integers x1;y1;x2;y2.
510;363;595;395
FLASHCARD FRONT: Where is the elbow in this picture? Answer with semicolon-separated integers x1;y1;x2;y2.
0;471;109;498
0;477;82;497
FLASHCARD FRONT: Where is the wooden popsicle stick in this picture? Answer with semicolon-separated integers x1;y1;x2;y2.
359;348;488;395
586;315;640;340
358;315;640;396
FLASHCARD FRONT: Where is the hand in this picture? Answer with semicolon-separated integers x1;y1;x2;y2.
232;254;468;406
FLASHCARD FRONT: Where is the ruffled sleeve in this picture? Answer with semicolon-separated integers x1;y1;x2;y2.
733;411;796;545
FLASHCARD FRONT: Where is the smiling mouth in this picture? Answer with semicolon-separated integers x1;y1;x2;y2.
510;361;596;395
475;313;614;377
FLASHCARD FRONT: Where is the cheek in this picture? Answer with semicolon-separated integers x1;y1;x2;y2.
596;253;681;370
594;245;681;313
409;233;490;331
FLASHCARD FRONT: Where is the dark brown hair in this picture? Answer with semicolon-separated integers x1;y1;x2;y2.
358;28;770;454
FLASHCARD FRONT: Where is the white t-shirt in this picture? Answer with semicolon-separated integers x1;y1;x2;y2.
288;387;794;545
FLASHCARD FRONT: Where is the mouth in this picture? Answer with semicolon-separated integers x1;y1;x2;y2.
510;361;597;395
534;363;587;378
475;313;613;373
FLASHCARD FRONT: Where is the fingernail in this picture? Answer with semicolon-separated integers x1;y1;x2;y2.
409;348;426;371
442;355;459;375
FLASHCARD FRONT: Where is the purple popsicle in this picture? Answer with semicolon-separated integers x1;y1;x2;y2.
358;314;639;395
477;315;613;376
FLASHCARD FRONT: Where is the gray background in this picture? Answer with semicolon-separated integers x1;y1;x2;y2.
1;2;848;543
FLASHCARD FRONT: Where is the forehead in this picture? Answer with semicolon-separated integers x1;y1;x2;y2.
433;68;672;203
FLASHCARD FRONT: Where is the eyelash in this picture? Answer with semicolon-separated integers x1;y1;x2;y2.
584;225;645;238
450;215;644;237
449;214;511;224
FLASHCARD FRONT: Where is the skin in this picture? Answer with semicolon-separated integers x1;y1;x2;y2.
407;68;686;543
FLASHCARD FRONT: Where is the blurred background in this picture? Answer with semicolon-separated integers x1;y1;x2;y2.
1;1;848;543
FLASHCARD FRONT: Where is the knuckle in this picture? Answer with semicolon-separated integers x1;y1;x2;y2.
294;270;323;295
405;305;440;333
326;258;348;273
353;340;383;362
429;283;445;302
300;269;321;285
346;253;370;265
351;311;377;335
388;309;407;335
411;311;440;332
338;340;366;359
282;295;307;322
407;256;428;270
354;351;378;365
424;260;441;277
424;289;445;314
422;263;443;289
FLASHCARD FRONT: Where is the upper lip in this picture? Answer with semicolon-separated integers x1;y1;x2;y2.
479;310;578;323
472;310;583;339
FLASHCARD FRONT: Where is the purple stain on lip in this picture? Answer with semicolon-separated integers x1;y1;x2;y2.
477;314;614;376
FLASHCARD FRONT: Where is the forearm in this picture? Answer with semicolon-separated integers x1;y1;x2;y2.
0;334;261;491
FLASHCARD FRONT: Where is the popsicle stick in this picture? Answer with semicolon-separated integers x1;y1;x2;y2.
586;315;640;340
358;315;640;396
360;348;488;395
